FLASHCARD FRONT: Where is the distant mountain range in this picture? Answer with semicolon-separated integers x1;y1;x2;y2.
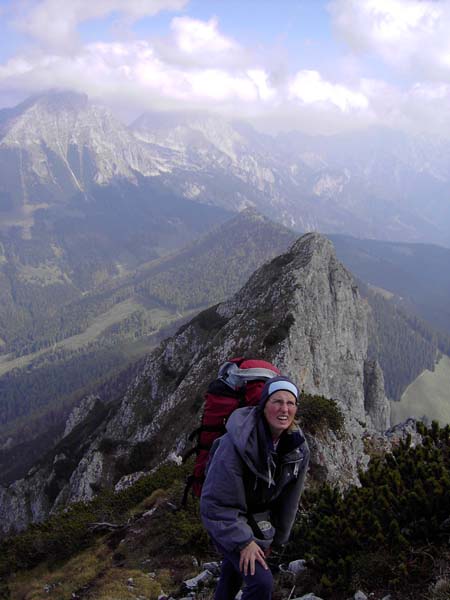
2;90;450;250
131;109;450;247
2;90;450;486
2;89;450;353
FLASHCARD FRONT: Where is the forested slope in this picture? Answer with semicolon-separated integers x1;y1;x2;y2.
0;211;297;478
362;282;450;400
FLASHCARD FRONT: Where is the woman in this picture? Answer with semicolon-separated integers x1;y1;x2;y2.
200;375;310;600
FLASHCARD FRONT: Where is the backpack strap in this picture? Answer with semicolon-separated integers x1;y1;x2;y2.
181;474;195;508
188;423;228;442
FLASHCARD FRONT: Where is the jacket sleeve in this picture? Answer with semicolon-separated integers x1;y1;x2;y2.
200;435;255;553
272;441;310;547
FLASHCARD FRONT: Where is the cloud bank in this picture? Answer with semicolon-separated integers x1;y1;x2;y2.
2;0;450;135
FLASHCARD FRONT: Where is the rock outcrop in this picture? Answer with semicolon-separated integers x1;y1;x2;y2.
0;233;390;536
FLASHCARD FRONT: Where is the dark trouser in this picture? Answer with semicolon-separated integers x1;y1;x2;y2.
214;547;273;600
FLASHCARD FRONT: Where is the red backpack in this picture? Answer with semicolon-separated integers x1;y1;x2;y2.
182;357;280;504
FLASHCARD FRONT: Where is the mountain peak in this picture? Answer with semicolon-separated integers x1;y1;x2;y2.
29;90;89;113
132;109;249;162
0;90;163;199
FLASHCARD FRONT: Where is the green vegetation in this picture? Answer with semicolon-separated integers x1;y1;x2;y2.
0;458;211;599
0;344;124;427
363;281;450;400
0;211;296;480
3;210;295;357
7;543;114;600
3;420;450;599
330;234;450;336
289;421;450;598
393;354;450;425
300;393;344;436
0;349;147;485
0;461;193;580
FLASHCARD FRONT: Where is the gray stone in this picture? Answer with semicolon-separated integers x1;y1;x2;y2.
63;395;100;437
114;471;146;493
354;592;367;600
364;360;390;431
287;559;307;574
202;561;221;576
183;569;213;589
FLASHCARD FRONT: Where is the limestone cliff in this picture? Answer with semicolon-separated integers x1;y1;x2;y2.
0;233;390;537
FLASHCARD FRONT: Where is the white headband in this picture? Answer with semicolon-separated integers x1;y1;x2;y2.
268;380;298;400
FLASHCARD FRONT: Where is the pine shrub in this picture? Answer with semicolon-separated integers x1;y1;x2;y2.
300;393;344;436
0;460;192;580
288;421;450;598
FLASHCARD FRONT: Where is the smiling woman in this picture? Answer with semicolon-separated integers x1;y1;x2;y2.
200;375;310;600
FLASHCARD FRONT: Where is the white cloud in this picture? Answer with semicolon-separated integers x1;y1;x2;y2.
329;0;450;80
14;0;188;51
0;39;268;110
1;35;377;125
288;70;369;112
399;81;450;134
246;69;277;102
152;15;252;70
4;3;450;136
0;32;383;134
170;16;237;56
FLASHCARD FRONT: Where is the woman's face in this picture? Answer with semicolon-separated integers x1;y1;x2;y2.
263;390;297;440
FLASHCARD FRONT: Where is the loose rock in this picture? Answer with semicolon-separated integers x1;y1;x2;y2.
202;561;221;576
183;569;213;590
287;559;307;574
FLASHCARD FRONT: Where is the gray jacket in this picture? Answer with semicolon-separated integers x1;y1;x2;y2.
200;406;309;554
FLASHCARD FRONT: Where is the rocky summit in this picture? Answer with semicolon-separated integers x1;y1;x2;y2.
0;232;390;537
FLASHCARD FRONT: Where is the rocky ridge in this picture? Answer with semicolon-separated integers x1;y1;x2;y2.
0;232;390;537
0;91;163;198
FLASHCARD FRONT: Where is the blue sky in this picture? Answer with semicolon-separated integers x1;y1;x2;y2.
1;0;450;135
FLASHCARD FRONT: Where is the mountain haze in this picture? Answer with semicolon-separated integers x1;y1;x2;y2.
3;91;450;250
132;109;450;246
0;92;232;350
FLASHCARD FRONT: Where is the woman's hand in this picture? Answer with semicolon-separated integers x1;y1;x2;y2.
239;541;269;575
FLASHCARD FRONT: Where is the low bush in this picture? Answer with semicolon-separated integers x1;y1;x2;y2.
300;393;344;436
288;421;450;598
0;460;192;580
